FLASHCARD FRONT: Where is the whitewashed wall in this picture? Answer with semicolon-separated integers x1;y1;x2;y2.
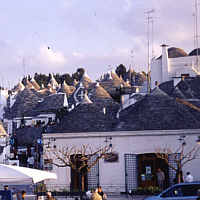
151;54;200;90
43;129;200;191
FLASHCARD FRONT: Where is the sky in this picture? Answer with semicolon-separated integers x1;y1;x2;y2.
0;0;199;89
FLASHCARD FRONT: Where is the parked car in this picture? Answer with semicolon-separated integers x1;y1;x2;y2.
144;182;200;200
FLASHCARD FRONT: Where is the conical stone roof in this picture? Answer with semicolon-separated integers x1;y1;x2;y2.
49;73;59;89
58;80;74;97
50;103;113;133
123;67;133;82
24;77;35;90
4;86;40;119
116;93;200;131
13;80;25;91
0;120;7;136
79;71;93;89
33;93;68;112
134;71;147;86
176;79;195;99
30;77;40;91
149;86;168;96
80;93;92;105
88;83;119;119
169;87;186;99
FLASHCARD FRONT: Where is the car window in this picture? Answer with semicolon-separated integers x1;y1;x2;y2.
165;185;183;197
183;184;200;196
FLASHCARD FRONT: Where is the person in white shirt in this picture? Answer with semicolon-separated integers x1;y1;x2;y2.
27;154;35;168
185;172;193;182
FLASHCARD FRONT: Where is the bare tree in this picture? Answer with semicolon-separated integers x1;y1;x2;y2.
155;144;200;183
44;144;113;190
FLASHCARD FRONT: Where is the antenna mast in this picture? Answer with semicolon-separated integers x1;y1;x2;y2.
131;50;134;70
23;58;25;78
143;9;154;93
193;13;196;49
194;0;199;71
151;20;155;59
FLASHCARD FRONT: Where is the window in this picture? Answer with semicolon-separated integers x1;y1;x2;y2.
165;186;183;197
183;184;200;196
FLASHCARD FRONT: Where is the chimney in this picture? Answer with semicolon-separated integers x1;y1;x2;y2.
155;81;159;87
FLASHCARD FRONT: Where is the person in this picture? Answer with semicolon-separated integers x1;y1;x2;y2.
156;168;165;191
86;189;93;199
1;185;12;200
98;187;106;200
4;186;9;191
21;190;26;200
46;192;55;200
21;152;27;167
12;187;21;200
185;172;193;182
173;170;184;184
180;171;185;183
197;189;200;200
27;154;35;168
91;188;102;200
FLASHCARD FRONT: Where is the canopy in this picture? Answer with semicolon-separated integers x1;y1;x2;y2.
0;164;57;184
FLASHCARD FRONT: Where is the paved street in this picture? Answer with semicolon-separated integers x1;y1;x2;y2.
25;194;151;200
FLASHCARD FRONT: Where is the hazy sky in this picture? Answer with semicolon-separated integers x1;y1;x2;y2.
0;0;198;88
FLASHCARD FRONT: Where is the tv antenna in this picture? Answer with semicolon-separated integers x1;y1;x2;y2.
23;58;26;78
194;0;199;71
143;9;154;93
130;50;135;70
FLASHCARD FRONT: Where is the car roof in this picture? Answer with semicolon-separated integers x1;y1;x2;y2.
174;182;200;186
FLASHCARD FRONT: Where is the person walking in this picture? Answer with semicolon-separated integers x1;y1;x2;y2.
156;168;165;191
45;192;55;200
91;188;102;200
185;172;193;182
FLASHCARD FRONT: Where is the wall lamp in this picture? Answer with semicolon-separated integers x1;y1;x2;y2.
104;137;112;147
46;139;56;150
196;136;200;145
178;135;186;146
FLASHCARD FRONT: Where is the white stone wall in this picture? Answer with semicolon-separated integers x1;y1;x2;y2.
0;89;8;119
0;137;10;164
151;53;200;90
43;129;200;190
151;59;162;88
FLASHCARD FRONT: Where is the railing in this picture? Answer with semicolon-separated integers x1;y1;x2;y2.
44;184;125;195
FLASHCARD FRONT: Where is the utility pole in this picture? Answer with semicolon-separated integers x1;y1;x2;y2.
193;13;196;49
131;50;134;70
143;9;154;93
151;20;155;59
194;0;199;71
23;58;25;78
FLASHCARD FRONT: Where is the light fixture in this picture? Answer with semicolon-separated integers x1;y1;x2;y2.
196;136;200;145
46;143;51;151
45;138;56;150
104;137;112;147
178;135;186;146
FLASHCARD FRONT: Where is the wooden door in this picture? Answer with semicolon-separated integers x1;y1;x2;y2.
138;157;156;188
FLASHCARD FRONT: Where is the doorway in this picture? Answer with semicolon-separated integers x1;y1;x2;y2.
71;168;88;190
70;154;88;191
138;153;169;189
